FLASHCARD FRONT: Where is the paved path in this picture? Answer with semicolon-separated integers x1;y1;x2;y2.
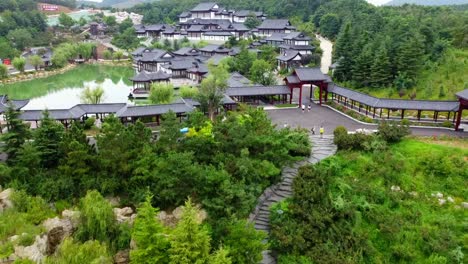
250;135;337;264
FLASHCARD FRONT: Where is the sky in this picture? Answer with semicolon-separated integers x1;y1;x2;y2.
366;0;389;5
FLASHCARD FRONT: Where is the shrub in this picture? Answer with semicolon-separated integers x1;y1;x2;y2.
17;233;35;246
10;190;54;224
179;86;199;98
333;126;374;150
0;64;8;79
441;120;453;128
83;117;96;130
75;190;117;244
54;200;72;213
378;121;410;143
0;241;14;259
285;128;311;156
44;238;112;264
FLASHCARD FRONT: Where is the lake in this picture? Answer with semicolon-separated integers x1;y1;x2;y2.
0;64;135;110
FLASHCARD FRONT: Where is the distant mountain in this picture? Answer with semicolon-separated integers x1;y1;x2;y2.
385;0;468;6
77;0;155;8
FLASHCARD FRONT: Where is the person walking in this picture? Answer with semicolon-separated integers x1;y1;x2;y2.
301;104;305;113
311;126;315;135
319;125;324;138
307;104;311;112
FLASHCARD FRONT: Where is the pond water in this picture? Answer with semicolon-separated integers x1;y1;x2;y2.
47;10;97;26
0;64;135;110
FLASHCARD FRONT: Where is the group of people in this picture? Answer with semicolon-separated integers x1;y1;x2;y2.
311;125;324;138
301;104;312;113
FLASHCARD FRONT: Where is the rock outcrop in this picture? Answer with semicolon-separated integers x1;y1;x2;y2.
114;207;135;224
114;249;130;264
0;189;13;212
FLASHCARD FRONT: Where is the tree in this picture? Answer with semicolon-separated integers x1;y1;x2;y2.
209;247;232;264
333;23;354;82
149;82;174;104
103;15;117;27
2;105;30;164
28;55;43;71
244;13;261;29
7;28;32;51
0;39;19;59
230;47;256;75
223;220;267;264
0;64;8;79
130;194;170;264
111;28;139;50
370;44;392;87
58;12;75;29
45;238;112;264
12;57;26;73
76;190;117;244
179;86;199;98
196;62;229;121
250;59;277;86
80;86;105;104
119;18;134;33
319;13;341;39
169;199;211;264
33;110;65;168
51;51;68;68
77;43;95;60
113;50;124;61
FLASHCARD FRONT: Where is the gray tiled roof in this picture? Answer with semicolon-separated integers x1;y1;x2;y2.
329;84;459;111
116;103;194;117
164;59;196;70
187;25;206;32
179;11;191;18
173;47;200;56
75;103;127;114
226;85;290;96
204;31;232;36
191;2;218;12
0;95;30;113
456;89;468;100
130;71;171;82
199;44;221;52
294;67;327;81
283;32;311;41
227;72;253;87
276;50;301;61
207;54;228;65
258;19;291;29
234;10;264;17
265;33;287;42
280;44;315;51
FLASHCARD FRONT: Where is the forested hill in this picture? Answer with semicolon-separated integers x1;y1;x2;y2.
385;0;468;6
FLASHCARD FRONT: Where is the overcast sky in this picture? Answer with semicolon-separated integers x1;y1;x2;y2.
366;0;390;5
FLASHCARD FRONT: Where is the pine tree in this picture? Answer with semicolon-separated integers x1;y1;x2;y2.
169;198;211;264
222;220;267;264
33;110;65;168
396;32;424;81
370;44;392;87
2;105;30;164
333;23;354;82
130;194;169;264
352;44;373;87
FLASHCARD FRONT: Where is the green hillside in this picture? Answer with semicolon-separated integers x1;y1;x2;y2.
271;138;468;263
358;48;468;100
386;0;468;6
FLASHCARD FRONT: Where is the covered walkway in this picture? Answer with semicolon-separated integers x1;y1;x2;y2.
284;67;466;131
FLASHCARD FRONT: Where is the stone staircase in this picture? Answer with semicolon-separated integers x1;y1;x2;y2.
249;135;337;264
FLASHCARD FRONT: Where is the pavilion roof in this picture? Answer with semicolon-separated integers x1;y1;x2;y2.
276;50;301;61
456;89;468;101
293;67;328;81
